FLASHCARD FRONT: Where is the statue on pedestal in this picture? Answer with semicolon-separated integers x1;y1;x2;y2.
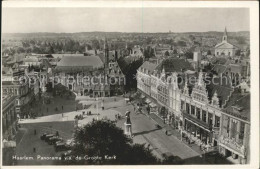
125;111;131;124
124;110;132;137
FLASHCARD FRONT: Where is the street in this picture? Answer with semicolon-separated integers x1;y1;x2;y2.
15;95;200;165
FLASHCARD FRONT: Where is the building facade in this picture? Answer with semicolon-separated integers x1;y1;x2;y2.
215;28;238;57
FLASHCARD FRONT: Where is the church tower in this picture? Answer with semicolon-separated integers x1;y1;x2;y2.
222;27;228;42
104;38;109;69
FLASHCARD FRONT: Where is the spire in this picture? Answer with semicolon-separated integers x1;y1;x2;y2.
162;66;165;75
198;71;204;86
222;27;228;42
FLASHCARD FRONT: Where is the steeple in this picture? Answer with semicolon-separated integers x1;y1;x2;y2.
222;27;228;42
104;38;109;69
198;71;204;86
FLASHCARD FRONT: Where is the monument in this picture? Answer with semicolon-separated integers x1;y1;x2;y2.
124;110;132;137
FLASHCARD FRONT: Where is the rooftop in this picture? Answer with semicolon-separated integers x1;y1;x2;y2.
223;93;250;122
156;58;194;73
139;61;158;72
55;55;104;72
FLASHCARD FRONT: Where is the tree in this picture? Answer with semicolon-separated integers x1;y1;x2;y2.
66;119;159;165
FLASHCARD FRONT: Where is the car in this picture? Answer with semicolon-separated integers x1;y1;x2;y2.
54;140;63;146
40;133;48;140
44;134;55;142
54;142;70;152
48;136;63;145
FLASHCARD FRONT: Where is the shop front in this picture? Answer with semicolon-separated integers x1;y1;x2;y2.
218;135;247;164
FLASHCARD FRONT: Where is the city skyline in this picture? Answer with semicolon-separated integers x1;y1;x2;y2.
2;8;249;33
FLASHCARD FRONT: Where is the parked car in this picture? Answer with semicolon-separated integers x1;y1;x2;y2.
40;133;48;140
45;134;55;142
55;142;70;152
48;136;63;145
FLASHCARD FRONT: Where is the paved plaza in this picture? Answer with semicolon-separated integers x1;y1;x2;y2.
15;95;210;165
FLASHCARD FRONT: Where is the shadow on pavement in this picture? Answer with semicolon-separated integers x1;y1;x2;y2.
133;128;162;136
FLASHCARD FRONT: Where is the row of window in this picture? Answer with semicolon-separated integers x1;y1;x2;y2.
223;115;246;142
183;101;220;127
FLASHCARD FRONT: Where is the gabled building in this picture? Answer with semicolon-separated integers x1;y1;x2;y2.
215;27;239;57
219;92;250;164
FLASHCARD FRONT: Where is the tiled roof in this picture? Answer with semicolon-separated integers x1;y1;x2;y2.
56;55;104;71
206;75;233;105
207;83;233;107
156;58;194;73
229;64;242;74
139;61;158;72
212;57;228;65
223;93;250;121
212;64;227;74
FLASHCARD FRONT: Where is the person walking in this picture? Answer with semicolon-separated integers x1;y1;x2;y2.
34;129;37;135
33;147;36;153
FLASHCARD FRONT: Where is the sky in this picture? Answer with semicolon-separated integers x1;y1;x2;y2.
2;8;250;33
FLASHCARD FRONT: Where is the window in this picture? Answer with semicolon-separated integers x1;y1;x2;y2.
202;110;207;122
215;116;220;127
196;108;201;120
239;122;245;141
230;119;237;139
226;116;230;137
208;113;213;126
181;101;185;110
191;105;195;115
186;103;190;114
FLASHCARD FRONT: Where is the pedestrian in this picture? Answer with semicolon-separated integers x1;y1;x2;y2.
33;147;36;153
62;113;64;117
62;105;64;110
165;130;168;136
34;129;37;135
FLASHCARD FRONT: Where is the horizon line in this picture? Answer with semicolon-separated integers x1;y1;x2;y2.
2;30;250;34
